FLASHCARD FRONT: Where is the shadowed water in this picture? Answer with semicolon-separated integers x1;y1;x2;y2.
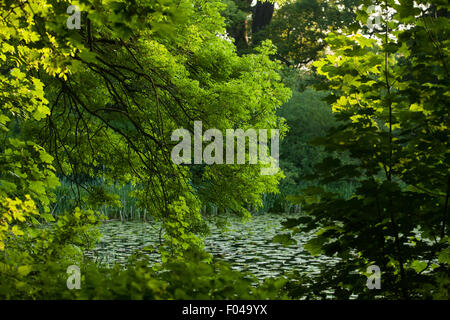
85;213;338;279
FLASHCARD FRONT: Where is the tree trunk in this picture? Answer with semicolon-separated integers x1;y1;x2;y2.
251;1;274;34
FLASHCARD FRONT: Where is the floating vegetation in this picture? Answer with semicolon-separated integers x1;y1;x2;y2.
85;214;339;280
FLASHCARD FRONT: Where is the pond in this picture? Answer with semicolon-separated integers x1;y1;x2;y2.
84;213;339;279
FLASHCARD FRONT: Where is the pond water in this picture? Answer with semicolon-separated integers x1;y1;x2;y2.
84;213;339;279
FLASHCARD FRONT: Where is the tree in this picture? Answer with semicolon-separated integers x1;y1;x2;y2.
221;0;281;53
284;0;449;298
277;69;349;201
221;0;253;51
0;0;290;262
252;1;275;35
266;0;359;67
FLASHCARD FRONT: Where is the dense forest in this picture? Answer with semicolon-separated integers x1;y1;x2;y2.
0;0;448;300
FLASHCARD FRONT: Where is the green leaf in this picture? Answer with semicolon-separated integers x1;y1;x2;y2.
410;260;427;273
17;265;32;276
304;237;326;256
272;233;296;247
438;248;450;265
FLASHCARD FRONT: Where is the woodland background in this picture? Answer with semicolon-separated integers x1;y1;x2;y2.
0;0;448;299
